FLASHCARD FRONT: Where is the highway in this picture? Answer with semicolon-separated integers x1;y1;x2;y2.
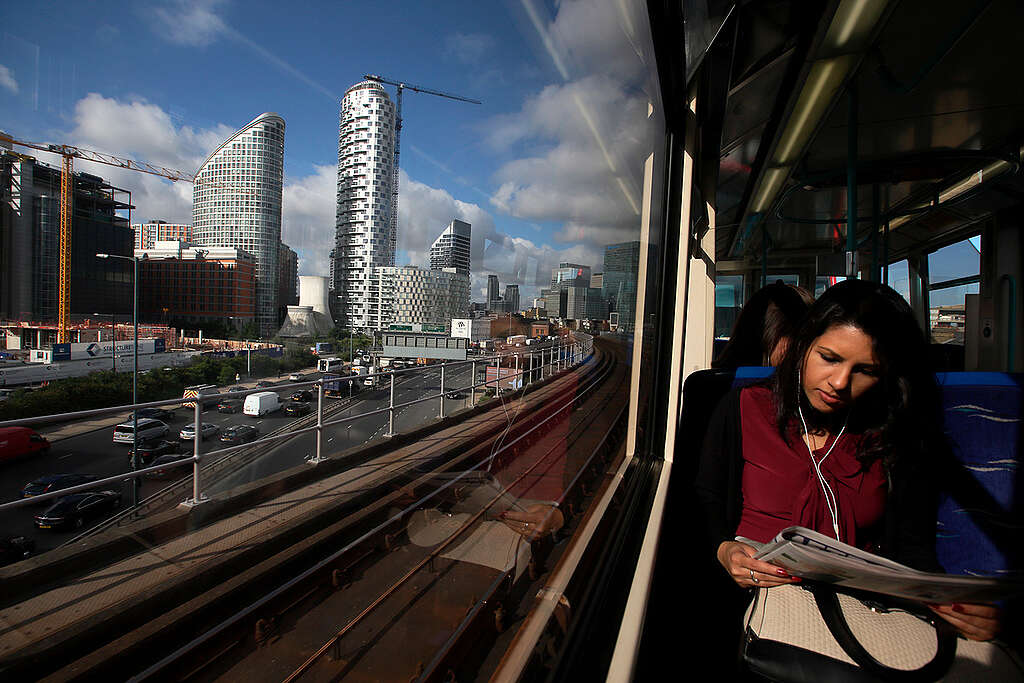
0;360;489;555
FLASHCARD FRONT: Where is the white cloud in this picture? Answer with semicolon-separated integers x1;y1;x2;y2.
151;0;228;47
281;164;336;277
0;65;18;94
485;75;649;251
474;0;659;265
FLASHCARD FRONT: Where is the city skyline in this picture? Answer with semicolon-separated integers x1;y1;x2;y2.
0;2;647;308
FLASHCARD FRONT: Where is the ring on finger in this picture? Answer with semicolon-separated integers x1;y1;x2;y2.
749;568;759;584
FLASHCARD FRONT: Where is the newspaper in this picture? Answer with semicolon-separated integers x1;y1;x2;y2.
746;526;1024;604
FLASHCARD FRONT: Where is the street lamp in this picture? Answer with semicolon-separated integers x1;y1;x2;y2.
96;252;146;505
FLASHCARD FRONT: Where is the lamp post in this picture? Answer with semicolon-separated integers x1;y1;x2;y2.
96;252;145;506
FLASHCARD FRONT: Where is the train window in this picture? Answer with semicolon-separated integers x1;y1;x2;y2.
928;236;981;345
887;260;911;304
715;274;744;337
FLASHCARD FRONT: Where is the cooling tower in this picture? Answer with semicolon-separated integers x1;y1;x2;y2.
277;306;335;337
299;276;334;323
277;277;336;337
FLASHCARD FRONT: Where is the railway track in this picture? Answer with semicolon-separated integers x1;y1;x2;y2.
0;338;623;682
135;340;625;682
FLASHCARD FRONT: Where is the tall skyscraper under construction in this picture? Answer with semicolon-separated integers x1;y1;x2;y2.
334;80;397;331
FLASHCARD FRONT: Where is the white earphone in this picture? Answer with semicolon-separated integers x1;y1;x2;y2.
797;368;848;542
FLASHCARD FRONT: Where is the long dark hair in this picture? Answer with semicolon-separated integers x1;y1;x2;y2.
713;283;814;369
771;279;940;467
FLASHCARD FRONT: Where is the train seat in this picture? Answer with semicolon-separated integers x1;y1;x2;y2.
934;372;1024;577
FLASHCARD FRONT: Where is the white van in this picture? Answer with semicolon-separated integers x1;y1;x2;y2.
112;418;169;444
243;391;280;416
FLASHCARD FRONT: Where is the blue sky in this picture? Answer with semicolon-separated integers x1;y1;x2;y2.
0;0;656;303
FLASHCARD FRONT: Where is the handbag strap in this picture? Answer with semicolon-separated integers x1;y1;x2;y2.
811;586;958;682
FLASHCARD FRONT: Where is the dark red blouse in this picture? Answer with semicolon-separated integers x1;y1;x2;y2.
734;386;887;547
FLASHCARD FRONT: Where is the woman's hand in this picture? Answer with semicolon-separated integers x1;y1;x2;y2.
927;603;1001;641
717;540;801;588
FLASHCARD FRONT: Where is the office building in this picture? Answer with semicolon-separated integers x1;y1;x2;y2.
429;219;471;274
551;263;591;288
369;266;470;332
334;80;397;331
277;242;298;323
136;240;256;326
602;241;641;332
132;221;191;250
504;284;520;313
1;151;133;321
487;274;501;311
192;112;285;336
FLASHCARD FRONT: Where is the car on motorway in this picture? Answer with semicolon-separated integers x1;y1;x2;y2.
219;424;260;445
288;390;313;402
147;453;193;480
34;490;122;531
112;418;170;445
445;391;466;400
178;422;220;441
0;535;35;566
283;401;311;417
0;426;51;462
255;380;275;388
217;398;242;414
128;440;180;466
124;407;176;423
21;473;99;499
288;372;304;381
228;385;247;393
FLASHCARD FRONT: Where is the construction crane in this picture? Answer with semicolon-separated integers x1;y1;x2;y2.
0;131;198;342
363;74;481;260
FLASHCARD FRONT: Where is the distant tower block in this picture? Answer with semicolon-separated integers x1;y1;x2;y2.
277;276;336;337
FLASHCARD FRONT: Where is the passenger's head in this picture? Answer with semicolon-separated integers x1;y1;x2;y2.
773;279;938;461
713;282;814;369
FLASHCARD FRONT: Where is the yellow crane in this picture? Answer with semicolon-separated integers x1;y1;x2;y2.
0;131;197;342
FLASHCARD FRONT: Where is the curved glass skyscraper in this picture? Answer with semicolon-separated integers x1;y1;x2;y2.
193;112;285;336
334;81;396;331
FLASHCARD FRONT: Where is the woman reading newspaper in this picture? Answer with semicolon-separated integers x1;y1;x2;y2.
695;279;1000;642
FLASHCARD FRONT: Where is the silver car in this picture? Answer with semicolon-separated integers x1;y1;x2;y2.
178;422;220;441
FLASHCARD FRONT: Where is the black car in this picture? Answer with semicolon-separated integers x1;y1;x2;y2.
34;490;121;531
283;401;311;417
288;390;313;402
228;385;247;393
219;424;260;445
445;391;466;400
147;453;193;480
21;473;99;499
0;535;35;566
126;407;176;423
128;440;180;466
217;398;242;413
255;381;274;388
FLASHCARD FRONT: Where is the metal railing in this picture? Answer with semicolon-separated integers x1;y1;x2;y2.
0;336;593;516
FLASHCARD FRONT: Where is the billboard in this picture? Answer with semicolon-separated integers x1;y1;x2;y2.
485;365;521;390
451;319;472;339
45;338;166;363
